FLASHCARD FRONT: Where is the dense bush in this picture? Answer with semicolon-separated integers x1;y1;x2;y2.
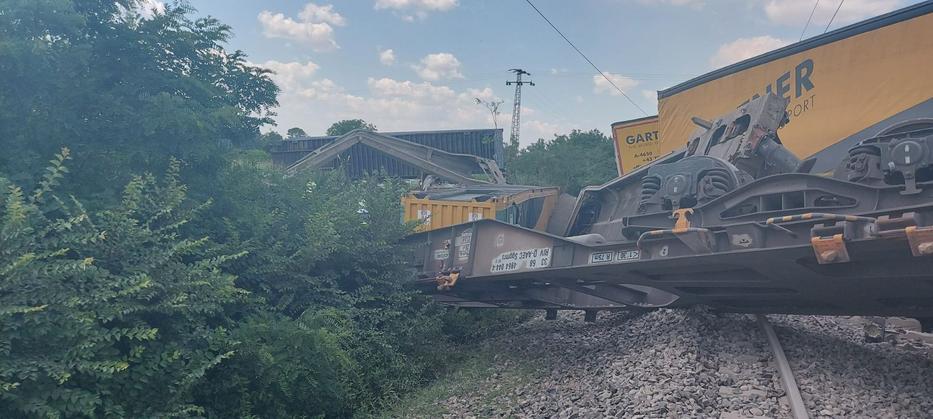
0;152;242;417
1;151;514;418
195;159;456;416
0;1;526;417
193;313;355;418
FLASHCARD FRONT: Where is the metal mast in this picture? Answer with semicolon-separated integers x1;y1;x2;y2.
506;69;534;146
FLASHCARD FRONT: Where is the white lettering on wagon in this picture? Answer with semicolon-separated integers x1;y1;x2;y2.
455;230;472;247
589;251;614;264
589;250;641;264
490;247;551;273
455;230;473;261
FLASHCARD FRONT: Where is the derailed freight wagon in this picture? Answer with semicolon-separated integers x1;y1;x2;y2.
409;92;933;325
404;2;933;323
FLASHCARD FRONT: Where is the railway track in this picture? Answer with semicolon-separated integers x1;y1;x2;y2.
757;315;809;419
413;309;933;418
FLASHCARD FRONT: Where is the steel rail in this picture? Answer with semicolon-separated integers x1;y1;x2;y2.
757;315;810;419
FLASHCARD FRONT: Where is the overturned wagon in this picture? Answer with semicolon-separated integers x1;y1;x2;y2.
405;94;933;329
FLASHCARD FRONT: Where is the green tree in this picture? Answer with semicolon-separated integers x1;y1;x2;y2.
257;130;284;151
508;129;618;195
327;119;378;136
0;0;278;197
0;151;243;417
286;127;307;138
0;2;526;417
194;161;454;415
505;134;521;166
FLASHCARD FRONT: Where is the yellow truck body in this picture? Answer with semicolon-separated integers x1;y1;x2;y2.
651;2;933;173
402;186;560;232
611;115;661;175
403;198;496;232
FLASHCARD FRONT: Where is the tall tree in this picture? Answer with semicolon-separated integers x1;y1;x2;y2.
0;0;279;197
286;127;307;138
508;129;618;195
326;119;377;136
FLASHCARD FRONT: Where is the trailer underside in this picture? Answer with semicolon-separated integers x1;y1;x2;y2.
406;176;933;318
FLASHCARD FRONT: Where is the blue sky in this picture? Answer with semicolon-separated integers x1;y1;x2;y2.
173;0;920;144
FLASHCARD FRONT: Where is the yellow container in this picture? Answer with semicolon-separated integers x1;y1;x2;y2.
403;197;496;232
402;186;560;232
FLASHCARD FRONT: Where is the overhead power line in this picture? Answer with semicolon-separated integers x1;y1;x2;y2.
522;0;649;116
824;0;845;33
800;0;821;41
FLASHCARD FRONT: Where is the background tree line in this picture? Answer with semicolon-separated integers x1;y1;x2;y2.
509;129;619;196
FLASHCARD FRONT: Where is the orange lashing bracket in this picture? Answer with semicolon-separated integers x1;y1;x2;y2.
436;271;460;291
811;234;850;264
672;208;695;233
905;226;933;256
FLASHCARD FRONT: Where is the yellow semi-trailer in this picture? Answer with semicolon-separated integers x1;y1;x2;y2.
611;115;660;175
656;1;933;173
402;185;562;232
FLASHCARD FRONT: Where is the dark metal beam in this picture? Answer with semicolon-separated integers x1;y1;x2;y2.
286;130;506;184
519;286;625;309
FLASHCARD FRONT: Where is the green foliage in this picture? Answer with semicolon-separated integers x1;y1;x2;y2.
0;1;528;417
194;313;354;418
0;152;243;418
0;0;278;195
189;160;458;415
207;162;414;317
441;309;534;344
508;129;618;195
505;134;521;167
286;127;308;138
327;119;378;136
2;150;457;418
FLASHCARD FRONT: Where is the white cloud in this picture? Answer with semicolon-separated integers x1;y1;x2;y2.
379;48;396;66
592;73;639;96
764;0;901;29
137;0;165;18
265;66;484;134
641;89;659;111
296;78;347;101
520;120;566;144
463;87;505;105
374;0;459;20
413;53;464;81
257;3;345;52
258;60;321;91
709;35;790;68
368;77;457;99
298;3;347;26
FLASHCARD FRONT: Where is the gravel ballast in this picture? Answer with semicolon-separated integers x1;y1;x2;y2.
417;309;933;418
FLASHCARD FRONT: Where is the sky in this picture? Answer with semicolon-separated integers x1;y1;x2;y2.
159;0;924;145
